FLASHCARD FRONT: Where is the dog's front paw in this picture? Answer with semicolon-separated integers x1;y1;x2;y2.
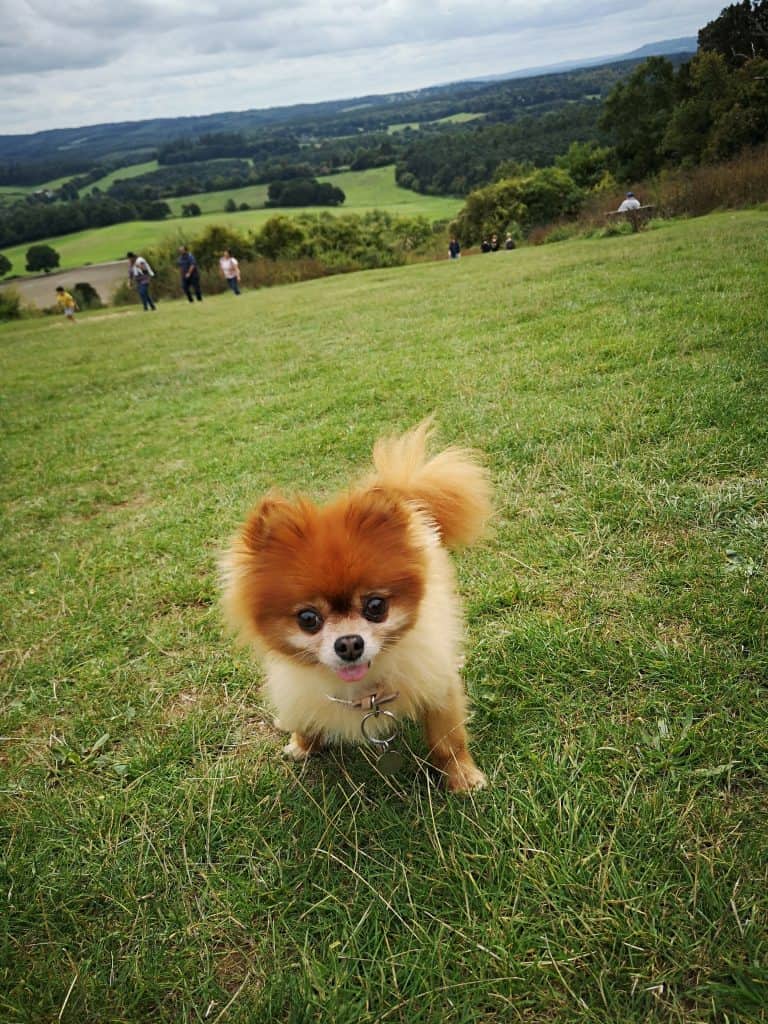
282;731;321;761
445;763;488;793
282;739;311;761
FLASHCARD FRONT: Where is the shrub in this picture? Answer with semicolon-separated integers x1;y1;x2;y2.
451;167;584;244
0;252;11;277
254;216;306;260
0;287;22;321
187;224;254;269
72;282;103;310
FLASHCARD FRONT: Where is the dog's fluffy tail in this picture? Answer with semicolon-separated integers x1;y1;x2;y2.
368;418;492;548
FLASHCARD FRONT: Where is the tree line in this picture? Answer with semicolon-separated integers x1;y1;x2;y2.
451;1;768;243
0;195;171;250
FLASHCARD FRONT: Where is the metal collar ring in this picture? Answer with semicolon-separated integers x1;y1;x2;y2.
360;709;398;748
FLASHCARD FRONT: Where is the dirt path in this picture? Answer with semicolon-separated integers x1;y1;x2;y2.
0;261;128;309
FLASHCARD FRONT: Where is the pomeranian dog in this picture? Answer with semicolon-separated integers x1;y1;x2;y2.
220;419;491;792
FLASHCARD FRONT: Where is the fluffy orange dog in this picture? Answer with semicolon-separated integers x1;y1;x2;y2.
220;420;491;792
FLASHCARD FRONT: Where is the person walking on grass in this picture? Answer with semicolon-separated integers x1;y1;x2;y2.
178;245;203;302
127;251;157;311
219;249;241;295
55;286;78;324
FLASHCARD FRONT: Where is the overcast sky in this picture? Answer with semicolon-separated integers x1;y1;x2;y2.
1;0;723;137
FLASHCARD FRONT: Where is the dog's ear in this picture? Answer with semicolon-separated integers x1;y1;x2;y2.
241;493;294;551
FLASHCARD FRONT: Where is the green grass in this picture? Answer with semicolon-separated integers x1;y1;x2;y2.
0;186;32;204
164;164;460;218
165;181;270;216
86;160;161;193
388;112;485;133
2;167;462;275
2;210;766;1023
435;112;486;125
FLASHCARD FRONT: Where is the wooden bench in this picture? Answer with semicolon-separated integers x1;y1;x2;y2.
606;204;655;232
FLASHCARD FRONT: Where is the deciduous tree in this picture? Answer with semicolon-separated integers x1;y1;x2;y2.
25;244;60;274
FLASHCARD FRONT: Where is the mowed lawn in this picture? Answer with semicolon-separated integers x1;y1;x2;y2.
1;166;462;275
1;211;767;1023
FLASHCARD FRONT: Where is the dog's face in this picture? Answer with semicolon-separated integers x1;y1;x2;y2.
238;490;426;683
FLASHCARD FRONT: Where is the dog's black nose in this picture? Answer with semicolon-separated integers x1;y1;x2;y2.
334;634;365;661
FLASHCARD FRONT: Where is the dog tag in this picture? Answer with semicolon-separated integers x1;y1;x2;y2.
377;747;405;775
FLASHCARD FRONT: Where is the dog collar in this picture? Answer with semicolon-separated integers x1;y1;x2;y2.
326;690;399;711
326;690;404;775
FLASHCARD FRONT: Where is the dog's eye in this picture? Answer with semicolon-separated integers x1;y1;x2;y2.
297;608;323;633
362;596;388;622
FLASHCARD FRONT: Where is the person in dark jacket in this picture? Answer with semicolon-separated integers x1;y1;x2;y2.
178;245;202;302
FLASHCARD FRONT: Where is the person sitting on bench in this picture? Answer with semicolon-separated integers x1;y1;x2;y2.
618;192;641;212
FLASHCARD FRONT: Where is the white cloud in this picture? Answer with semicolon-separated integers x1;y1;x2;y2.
0;0;722;134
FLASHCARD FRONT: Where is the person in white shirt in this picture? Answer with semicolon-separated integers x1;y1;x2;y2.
618;191;641;212
219;249;241;295
127;251;157;311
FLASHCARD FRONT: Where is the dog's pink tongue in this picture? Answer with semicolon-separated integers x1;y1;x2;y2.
336;664;369;683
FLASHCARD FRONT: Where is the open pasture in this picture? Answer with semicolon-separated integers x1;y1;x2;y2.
1;166;462;277
1;211;766;1022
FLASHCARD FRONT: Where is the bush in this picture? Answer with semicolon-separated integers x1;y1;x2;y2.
72;282;103;310
186;224;254;270
451;167;584;244
0;287;22;321
0;252;11;277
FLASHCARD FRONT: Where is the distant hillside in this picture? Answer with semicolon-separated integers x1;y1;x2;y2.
0;38;697;170
465;36;697;82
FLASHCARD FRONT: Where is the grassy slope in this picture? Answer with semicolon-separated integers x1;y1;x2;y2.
86;160;160;192
1;211;766;1023
0;162;161;208
1;166;461;275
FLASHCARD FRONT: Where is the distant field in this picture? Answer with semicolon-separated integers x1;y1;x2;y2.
388;111;485;133
87;160;160;192
167;164;453;216
436;112;486;125
0;162;161;208
1;166;462;275
2;210;766;1023
0;186;30;206
165;181;269;216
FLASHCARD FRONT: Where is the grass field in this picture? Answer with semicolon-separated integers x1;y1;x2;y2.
388;112;486;133
87;161;161;193
1;167;462;277
2;210;767;1022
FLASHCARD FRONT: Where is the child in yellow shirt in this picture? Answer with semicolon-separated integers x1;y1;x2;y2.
55;286;78;323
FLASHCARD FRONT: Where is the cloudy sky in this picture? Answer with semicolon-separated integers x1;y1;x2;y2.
1;0;723;136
